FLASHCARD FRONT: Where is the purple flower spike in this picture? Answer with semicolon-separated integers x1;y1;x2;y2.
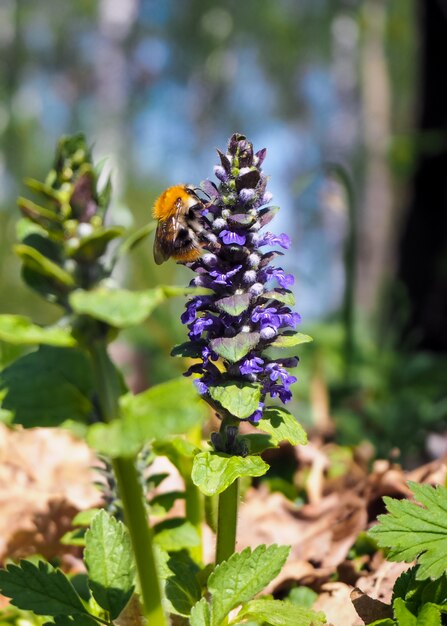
173;134;305;450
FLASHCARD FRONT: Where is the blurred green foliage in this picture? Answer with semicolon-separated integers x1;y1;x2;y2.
1;0;444;466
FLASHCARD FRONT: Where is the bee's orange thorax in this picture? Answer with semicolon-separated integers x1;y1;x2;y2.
153;185;190;220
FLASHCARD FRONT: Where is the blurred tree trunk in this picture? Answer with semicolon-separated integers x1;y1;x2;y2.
95;0;138;197
397;0;447;351
356;0;394;316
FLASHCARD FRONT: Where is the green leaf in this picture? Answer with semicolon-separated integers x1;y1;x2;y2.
71;285;209;329
364;620;395;626
117;221;157;257
258;205;279;227
121;376;207;434
369;482;447;580
234;599;326;626
271;332;313;348
208;545;290;626
50;616;99;626
162;551;202;616
60;528;87;547
160;285;213;298
210;332;260;363
68;226;125;262
150;491;185;515
208;382;261;419
153;438;197;480
69;287;165;327
228;212;257;227
393;597;442;626
414;604;443;626
24;176;64;201
0;346;93;428
17;197;63;231
16;216;48;240
61;509;100;546
392;567;447;615
72;509;102;527
0;315;76;347
216;293;251;316
84;510;135;619
14;244;75;287
262;290;295;306
153;519;200;552
240;433;277;454
191;451;269;496
171;341;205;358
0;560;88;616
287;586;318;608
86;420;141;459
257;407;307;446
87;377;207;457
190;598;211;626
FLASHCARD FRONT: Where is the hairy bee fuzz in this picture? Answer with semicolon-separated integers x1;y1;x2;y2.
153;184;206;265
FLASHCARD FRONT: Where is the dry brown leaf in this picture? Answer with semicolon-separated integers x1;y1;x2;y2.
356;559;412;605
313;582;361;626
4;498;79;562
0;424;100;563
236;484;368;598
114;594;146;626
351;587;393;624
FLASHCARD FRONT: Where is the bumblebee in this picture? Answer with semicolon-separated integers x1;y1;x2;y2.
152;184;206;265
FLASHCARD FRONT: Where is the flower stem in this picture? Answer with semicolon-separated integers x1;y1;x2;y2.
112;456;167;625
185;425;204;562
215;478;239;564
185;476;203;562
88;341;167;626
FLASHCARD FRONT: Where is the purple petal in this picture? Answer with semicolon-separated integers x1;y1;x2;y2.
255;148;267;166
259;232;291;250
248;401;265;423
279;312;302;328
209;264;242;286
239;188;256;203
200;179;220;199
219;230;246;246
194;378;208;395
214;165;228;182
239;356;264;375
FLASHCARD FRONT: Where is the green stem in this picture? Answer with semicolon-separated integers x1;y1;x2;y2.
185;476;203;562
215;478;239;564
88;341;167;626
89;341;122;422
113;456;166;625
185;425;204;562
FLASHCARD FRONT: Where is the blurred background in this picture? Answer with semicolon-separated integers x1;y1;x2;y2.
0;0;446;466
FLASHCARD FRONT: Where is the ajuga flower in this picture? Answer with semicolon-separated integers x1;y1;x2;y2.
175;133;302;452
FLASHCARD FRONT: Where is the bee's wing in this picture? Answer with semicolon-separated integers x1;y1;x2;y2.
153;217;176;265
